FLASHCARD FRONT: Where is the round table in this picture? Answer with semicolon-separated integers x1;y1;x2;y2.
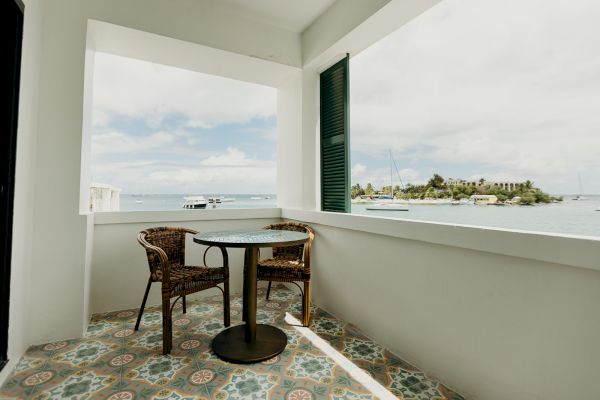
193;229;310;363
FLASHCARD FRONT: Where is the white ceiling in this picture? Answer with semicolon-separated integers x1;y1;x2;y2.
218;0;336;33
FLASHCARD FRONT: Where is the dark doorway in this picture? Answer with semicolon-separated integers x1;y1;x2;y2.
1;0;25;370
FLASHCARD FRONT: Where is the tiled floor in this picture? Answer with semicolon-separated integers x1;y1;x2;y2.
0;285;464;399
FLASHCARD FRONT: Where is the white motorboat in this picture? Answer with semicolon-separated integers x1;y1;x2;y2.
182;196;207;209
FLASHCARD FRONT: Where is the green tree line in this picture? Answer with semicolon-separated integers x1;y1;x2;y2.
351;174;562;204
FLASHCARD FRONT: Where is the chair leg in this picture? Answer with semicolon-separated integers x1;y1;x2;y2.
223;280;230;327
134;278;152;331
182;296;186;314
242;270;247;322
302;281;311;327
162;298;172;355
266;281;272;300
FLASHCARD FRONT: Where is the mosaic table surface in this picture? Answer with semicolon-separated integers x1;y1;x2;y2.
0;284;464;400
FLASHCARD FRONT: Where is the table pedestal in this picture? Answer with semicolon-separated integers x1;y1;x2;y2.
212;324;287;363
212;247;287;363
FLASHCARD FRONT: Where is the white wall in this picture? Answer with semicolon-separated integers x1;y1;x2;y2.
302;0;391;65
302;0;440;69
91;210;279;313
82;213;94;331
29;0;91;344
1;0;43;384
277;70;304;209
284;210;600;400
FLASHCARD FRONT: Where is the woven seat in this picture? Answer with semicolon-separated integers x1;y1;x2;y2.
245;222;315;326
136;227;230;354
257;258;309;281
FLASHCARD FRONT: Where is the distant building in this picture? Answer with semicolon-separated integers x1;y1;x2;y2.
446;178;524;191
89;183;121;212
447;178;477;186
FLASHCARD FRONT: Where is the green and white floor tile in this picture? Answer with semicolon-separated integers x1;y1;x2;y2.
0;285;464;399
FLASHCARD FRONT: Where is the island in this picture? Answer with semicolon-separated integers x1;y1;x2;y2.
351;174;562;205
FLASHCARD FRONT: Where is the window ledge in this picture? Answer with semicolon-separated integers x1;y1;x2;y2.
282;209;600;272
94;208;282;225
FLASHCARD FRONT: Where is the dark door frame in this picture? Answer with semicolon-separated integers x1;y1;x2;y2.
1;0;25;371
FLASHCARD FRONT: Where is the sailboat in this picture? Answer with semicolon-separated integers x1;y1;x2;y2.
573;173;588;200
366;150;409;211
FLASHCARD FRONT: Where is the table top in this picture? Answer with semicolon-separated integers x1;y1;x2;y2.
193;229;310;248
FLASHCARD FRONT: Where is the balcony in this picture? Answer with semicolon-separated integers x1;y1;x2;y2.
2;1;600;400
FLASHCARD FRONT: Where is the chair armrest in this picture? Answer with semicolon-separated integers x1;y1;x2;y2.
203;245;229;274
303;231;315;270
137;232;171;285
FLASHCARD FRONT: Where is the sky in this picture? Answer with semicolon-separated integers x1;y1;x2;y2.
91;0;600;196
350;0;600;195
90;52;277;194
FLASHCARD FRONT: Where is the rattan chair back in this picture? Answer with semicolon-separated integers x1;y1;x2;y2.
263;222;314;261
138;226;197;280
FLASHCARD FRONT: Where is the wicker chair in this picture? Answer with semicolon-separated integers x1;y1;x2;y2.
245;222;315;326
136;227;230;354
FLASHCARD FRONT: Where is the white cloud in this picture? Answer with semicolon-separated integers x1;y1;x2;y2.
350;0;600;193
200;147;268;167
92;131;176;154
147;165;276;194
91;147;276;194
92;52;276;129
351;163;367;176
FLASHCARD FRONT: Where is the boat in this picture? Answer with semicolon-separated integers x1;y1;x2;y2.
366;203;409;211
573;174;588;200
366;150;409;212
394;198;453;205
182;196;207;209
135;200;143;204
250;196;271;200
208;196;236;204
451;200;460;205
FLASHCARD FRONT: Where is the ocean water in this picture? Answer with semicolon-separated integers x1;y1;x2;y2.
118;194;600;238
353;196;600;237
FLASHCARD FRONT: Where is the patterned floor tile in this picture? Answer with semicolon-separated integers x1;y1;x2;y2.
0;284;464;400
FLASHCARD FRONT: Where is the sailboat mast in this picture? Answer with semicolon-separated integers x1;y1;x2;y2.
389;149;393;201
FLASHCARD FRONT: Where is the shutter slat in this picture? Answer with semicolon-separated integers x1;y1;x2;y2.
320;55;350;213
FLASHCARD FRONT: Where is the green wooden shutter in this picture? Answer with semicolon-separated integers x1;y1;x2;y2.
320;55;350;213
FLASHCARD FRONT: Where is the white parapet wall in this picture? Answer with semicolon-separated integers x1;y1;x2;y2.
283;209;600;400
91;208;281;314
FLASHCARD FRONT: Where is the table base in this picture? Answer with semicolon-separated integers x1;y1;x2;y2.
212;324;287;364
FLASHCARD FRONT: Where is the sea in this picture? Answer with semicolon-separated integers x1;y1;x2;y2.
119;194;600;238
